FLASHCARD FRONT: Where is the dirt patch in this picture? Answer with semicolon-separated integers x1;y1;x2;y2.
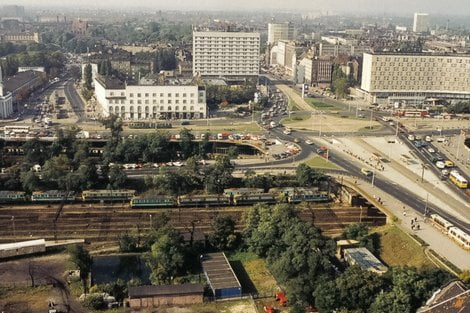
229;303;257;313
0;285;54;313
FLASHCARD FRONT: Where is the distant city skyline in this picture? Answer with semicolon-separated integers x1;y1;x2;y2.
3;0;470;15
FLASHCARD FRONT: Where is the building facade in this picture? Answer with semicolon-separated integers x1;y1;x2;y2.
267;22;295;44
192;31;260;79
128;284;204;309
0;67;13;119
298;57;333;86
270;40;297;77
0;32;41;44
361;52;470;105
94;77;207;120
71;19;88;36
413;13;429;33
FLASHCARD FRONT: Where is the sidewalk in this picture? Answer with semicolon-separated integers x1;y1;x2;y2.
347;178;470;270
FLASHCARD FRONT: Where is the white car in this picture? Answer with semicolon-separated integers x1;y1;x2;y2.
436;161;445;169
305;140;314;145
427;148;435;153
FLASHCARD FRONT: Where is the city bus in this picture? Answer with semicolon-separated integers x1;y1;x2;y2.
449;170;468;189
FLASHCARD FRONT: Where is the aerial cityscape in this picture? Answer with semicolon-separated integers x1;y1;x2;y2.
0;0;469;312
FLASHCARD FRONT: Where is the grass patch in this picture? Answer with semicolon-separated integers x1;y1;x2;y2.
304;156;340;170
304;97;335;109
183;299;257;313
227;251;279;296
373;225;435;269
0;285;54;312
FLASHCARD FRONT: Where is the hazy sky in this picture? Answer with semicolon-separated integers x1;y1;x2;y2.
5;0;470;15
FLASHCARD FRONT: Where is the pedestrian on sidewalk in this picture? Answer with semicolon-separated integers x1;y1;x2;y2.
417;224;420;230
411;219;414;225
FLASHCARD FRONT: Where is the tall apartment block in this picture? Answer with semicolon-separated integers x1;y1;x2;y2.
413;13;429;33
192;31;260;80
267;22;295;44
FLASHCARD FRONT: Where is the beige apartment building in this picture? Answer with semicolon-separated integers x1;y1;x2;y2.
361;52;470;105
193;31;260;80
267;22;295;44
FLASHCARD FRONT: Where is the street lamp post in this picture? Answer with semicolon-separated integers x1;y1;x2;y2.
371;170;375;188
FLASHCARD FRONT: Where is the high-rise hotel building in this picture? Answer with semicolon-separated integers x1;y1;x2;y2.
360;52;470;105
192;31;260;80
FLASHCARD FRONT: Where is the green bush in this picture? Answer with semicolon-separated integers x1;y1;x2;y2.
83;294;106;310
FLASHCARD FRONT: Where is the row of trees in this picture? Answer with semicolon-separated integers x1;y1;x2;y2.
205;84;257;111
447;101;470;114
0;50;65;77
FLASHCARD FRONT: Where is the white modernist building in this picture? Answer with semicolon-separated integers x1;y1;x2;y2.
267;22;295;44
360;52;470;105
413;13;429;33
94;77;207;120
0;67;13;119
193;31;260;79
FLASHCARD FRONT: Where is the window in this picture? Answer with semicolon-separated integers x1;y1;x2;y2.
145;100;149;104
145;93;149;97
160;93;164;97
152;93;156;97
137;100;142;104
137;93;141;97
130;100;134;104
130;93;134;97
110;92;114;96
175;93;179;97
168;100;172;104
168;93;172;97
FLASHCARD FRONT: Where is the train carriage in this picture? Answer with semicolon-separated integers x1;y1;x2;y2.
288;188;330;203
223;188;264;196
178;194;231;207
130;195;176;208
0;191;27;203
82;189;135;202
31;190;76;202
233;193;277;206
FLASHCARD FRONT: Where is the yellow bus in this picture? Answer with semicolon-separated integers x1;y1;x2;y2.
449;170;468;189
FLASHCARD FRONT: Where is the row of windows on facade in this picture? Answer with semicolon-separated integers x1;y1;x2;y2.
108;92;202;98
378;57;470;63
108;98;198;105
108;105;203;112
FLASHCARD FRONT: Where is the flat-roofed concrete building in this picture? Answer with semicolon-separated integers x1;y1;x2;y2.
344;247;387;274
0;32;41;44
267;22;295;44
0;66;13;119
201;252;242;299
360;52;470;105
193;31;260;80
298;56;333;87
413;13;429;33
94;76;207;120
128;283;204;308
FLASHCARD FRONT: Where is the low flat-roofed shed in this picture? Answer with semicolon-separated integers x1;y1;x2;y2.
201;252;242;299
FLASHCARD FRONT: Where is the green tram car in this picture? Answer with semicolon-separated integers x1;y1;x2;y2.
233;193;277;206
31;190;76;202
82;189;136;202
0;191;27;203
130;195;176;208
178;194;231;207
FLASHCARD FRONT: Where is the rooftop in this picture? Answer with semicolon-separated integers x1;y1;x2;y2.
0;239;45;251
201;252;241;291
4;70;43;92
417;281;469;313
128;283;204;298
344;247;387;274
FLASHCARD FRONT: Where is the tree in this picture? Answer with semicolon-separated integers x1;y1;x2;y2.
370;288;413;313
100;114;123;144
118;232;138;252
20;171;40;193
227;146;239;159
108;166;127;189
459;269;470;284
296;163;324;187
204;155;234;194
179;128;195;159
68;245;93;294
331;65;349;99
342;223;379;254
145;227;185;284
83;63;92;90
42;155;72;189
209;216;237;251
83;294;106;310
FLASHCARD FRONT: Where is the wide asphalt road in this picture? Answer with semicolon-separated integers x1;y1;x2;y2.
64;79;86;122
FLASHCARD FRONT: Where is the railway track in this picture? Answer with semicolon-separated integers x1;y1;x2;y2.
0;203;386;243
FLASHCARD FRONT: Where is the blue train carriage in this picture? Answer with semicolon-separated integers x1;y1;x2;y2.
223;188;264;196
0;191;27;203
288;187;330;203
233;193;277;206
82;189;136;202
268;187;296;203
178;194;231;207
130;195;176;208
31;190;76;202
